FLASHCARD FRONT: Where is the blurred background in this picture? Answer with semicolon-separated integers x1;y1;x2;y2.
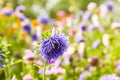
0;0;108;19
1;0;120;80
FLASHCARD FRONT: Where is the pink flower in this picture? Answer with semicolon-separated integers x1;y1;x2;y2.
23;74;33;80
57;11;66;17
115;60;120;67
68;29;76;36
89;56;99;67
23;49;35;64
54;67;66;74
88;56;103;68
34;59;43;66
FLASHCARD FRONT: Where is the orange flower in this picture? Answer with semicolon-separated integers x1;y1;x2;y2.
16;19;21;28
65;14;70;18
31;19;39;28
95;8;100;15
40;24;47;29
56;17;62;21
6;27;15;35
19;31;26;39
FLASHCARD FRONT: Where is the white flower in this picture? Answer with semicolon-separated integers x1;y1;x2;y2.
87;2;97;11
102;34;110;47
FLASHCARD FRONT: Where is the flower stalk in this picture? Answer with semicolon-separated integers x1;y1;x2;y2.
43;61;46;80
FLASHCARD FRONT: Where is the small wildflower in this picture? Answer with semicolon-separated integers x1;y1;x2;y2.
0;51;3;59
23;74;33;80
0;61;2;68
102;34;110;47
54;67;66;74
15;5;26;12
92;39;100;49
23;49;35;64
116;65;120;72
79;71;90;80
34;59;43;66
57;76;63;80
105;1;114;11
68;29;76;36
87;2;97;11
1;7;13;16
24;49;35;60
23;24;31;34
79;23;86;31
89;56;99;67
57;11;66;17
87;25;96;31
38;16;49;24
32;34;38;41
17;13;26;21
82;10;91;21
116;60;120;72
63;54;70;65
100;74;120;80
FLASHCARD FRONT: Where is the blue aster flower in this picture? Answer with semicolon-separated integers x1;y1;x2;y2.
38;16;49;24
23;24;31;34
40;30;68;63
32;34;38;41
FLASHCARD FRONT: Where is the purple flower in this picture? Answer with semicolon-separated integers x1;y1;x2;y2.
23;24;31;34
82;11;91;21
79;23;86;31
0;51;3;68
38;16;49;24
79;71;90;80
14;5;26;21
116;65;120;72
63;54;70;65
40;30;68;63
1;7;13;16
92;39;100;49
105;1;114;11
15;5;26;12
32;34;38;41
0;62;2;68
100;74;120;80
0;51;3;60
38;69;43;74
77;11;84;18
18;13;26;21
54;59;61;68
57;76;63;80
87;25;96;31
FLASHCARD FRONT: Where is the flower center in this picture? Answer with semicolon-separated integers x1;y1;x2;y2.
53;43;58;49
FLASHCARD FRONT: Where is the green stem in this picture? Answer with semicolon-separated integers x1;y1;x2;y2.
4;64;9;80
43;61;46;80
